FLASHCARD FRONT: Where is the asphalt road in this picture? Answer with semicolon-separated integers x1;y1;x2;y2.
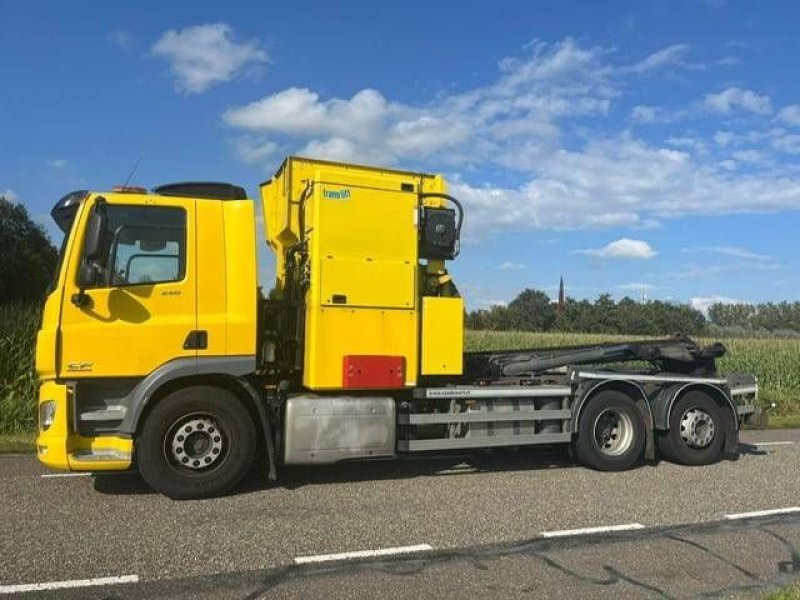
1;428;798;599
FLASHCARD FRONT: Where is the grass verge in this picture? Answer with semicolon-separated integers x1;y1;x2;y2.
0;430;35;453
768;414;800;429
763;582;800;600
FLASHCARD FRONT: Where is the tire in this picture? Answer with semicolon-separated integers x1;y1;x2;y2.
657;391;724;466
136;385;257;499
575;390;645;471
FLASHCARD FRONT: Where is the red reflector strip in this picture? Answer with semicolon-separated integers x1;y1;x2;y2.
343;355;406;389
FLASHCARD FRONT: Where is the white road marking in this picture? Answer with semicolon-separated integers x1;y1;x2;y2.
0;574;139;594
725;507;800;520
751;441;794;447
540;523;645;538
40;472;91;478
294;544;434;564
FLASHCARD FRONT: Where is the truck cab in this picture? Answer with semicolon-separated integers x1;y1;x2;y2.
36;183;258;473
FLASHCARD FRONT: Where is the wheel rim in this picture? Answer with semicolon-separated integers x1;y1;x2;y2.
164;413;227;472
593;408;634;457
679;407;715;449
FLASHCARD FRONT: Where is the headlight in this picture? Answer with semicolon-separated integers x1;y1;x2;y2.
39;401;56;431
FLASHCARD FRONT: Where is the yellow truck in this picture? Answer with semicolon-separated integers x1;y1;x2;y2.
35;156;757;498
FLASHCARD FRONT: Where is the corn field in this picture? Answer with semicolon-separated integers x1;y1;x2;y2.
1;306;799;434
0;303;40;432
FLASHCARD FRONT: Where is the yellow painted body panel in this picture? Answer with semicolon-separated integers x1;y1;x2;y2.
306;307;419;388
68;436;133;471
35;381;133;471
260;156;462;390
35;381;71;470
195;198;257;357
36;197;87;381
261;156;448;296
196;199;227;356
421;297;464;375
222;200;258;355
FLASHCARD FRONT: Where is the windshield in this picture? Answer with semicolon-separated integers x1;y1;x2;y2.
47;190;88;293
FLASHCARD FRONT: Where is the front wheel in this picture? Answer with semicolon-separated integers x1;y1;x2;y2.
575;390;645;471
137;386;256;499
657;391;724;466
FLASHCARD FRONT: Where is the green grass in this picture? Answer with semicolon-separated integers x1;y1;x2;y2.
762;582;800;600
0;431;35;453
768;414;800;429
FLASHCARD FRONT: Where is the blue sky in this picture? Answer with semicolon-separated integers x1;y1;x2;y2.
2;1;800;312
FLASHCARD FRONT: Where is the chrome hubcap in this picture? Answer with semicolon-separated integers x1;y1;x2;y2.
680;408;715;449
593;408;634;456
168;416;224;470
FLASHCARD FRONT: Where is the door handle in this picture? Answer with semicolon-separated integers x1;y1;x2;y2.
183;330;208;350
70;291;92;308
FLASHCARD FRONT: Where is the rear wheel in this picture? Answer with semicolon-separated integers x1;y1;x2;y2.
575;390;645;471
137;385;256;499
657;391;724;466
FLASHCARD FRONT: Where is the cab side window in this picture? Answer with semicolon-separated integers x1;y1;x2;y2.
86;205;186;288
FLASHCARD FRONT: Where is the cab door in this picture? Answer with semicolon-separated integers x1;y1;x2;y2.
59;194;197;379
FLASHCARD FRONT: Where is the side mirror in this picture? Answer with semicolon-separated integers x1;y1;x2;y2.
71;199;107;308
83;200;108;261
76;261;100;289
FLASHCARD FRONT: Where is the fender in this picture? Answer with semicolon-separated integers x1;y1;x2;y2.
118;355;256;434
651;382;738;455
573;378;656;461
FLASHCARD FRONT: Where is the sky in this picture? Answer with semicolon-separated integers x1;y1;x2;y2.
2;1;800;312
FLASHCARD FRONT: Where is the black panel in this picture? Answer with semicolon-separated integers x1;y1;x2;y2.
153;182;248;200
419;207;458;259
183;330;209;350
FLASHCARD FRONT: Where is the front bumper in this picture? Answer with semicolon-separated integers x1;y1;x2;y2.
36;380;133;472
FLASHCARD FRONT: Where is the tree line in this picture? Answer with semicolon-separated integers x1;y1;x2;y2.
466;289;800;337
0;196;56;304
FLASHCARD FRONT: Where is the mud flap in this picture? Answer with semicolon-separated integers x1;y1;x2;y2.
723;409;739;459
240;379;278;481
636;399;656;461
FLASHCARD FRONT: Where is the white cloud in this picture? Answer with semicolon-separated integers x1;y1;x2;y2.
225;38;616;167
777;104;800;126
681;246;771;261
1;189;18;203
713;130;736;147
46;159;67;169
624;44;690;74
690;295;744;315
498;261;526;271
665;136;707;154
704;87;772;115
223;38;800;234
232;137;279;165
731;149;768;164
772;132;800;154
151;23;268;93
576;238;657;259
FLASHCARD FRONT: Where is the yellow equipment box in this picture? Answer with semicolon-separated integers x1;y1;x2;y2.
260;157;463;390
